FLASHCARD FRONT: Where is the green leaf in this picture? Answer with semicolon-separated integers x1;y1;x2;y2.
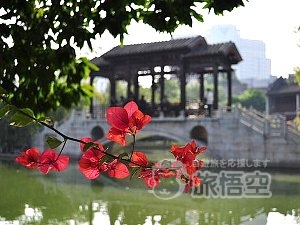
0;104;12;119
191;10;204;22
9;108;35;127
118;152;129;160
83;142;98;152
130;167;141;180
37;116;55;127
0;86;7;96
81;84;94;98
46;136;63;149
82;57;99;71
99;155;113;166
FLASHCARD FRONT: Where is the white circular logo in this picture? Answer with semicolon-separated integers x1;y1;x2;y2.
149;159;186;200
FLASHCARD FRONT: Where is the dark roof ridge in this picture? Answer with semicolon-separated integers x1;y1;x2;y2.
123;35;204;46
101;35;206;58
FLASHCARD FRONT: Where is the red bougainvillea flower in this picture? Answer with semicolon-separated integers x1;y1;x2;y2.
38;149;69;174
78;148;129;179
138;163;177;188
183;175;202;193
78;148;107;179
129;153;177;188
78;138;108;179
106;101;151;146
15;148;41;169
107;159;130;179
129;151;149;167
138;169;160;188
170;140;206;165
79;137;105;152
170;141;205;192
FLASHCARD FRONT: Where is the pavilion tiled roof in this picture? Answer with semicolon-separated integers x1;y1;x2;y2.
91;35;242;75
185;42;238;57
267;77;300;95
101;36;207;57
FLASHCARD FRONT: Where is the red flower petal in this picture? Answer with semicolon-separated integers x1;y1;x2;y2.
83;148;105;160
192;176;201;187
78;157;100;179
170;141;204;165
78;148;105;179
106;107;129;131
185;164;197;175
53;155;69;172
15;148;41;169
80;137;93;151
107;160;129;179
144;176;160;188
80;137;105;152
38;149;69;174
129;110;151;132
38;149;56;174
129;152;148;167
124;101;138;118
106;127;126;146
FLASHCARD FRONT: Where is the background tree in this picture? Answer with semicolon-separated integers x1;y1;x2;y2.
295;26;300;85
0;0;247;115
0;111;38;153
233;88;266;112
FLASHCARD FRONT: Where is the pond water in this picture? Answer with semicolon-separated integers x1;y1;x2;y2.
0;157;300;225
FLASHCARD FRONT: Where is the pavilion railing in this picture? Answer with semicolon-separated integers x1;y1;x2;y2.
91;104;108;120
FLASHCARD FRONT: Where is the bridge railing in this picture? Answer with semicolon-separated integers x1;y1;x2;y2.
89;103;300;140
286;121;300;142
239;107;265;135
91;104;108;120
238;107;300;139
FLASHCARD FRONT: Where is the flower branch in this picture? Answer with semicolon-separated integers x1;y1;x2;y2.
1;92;207;192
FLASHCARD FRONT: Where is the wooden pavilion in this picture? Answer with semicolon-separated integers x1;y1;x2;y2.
90;35;242;116
266;76;300;120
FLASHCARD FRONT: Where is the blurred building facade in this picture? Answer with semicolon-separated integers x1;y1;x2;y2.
206;24;273;88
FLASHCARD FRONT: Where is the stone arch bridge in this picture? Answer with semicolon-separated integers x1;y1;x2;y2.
33;108;300;168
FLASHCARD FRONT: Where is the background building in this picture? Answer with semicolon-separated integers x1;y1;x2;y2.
206;24;273;88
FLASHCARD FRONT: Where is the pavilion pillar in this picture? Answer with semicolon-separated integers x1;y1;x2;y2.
127;78;132;99
226;69;232;111
213;65;218;110
180;63;186;113
296;93;300;112
266;97;270;115
151;73;156;108
134;74;139;101
199;73;205;103
159;66;165;105
109;78;116;105
89;76;95;117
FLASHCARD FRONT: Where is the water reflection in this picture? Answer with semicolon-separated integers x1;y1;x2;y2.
23;204;43;222
92;201;110;225
1;161;300;225
1;202;299;225
0;203;43;224
266;209;300;225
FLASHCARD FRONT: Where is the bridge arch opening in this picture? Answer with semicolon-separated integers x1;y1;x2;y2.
190;126;208;144
91;126;104;140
